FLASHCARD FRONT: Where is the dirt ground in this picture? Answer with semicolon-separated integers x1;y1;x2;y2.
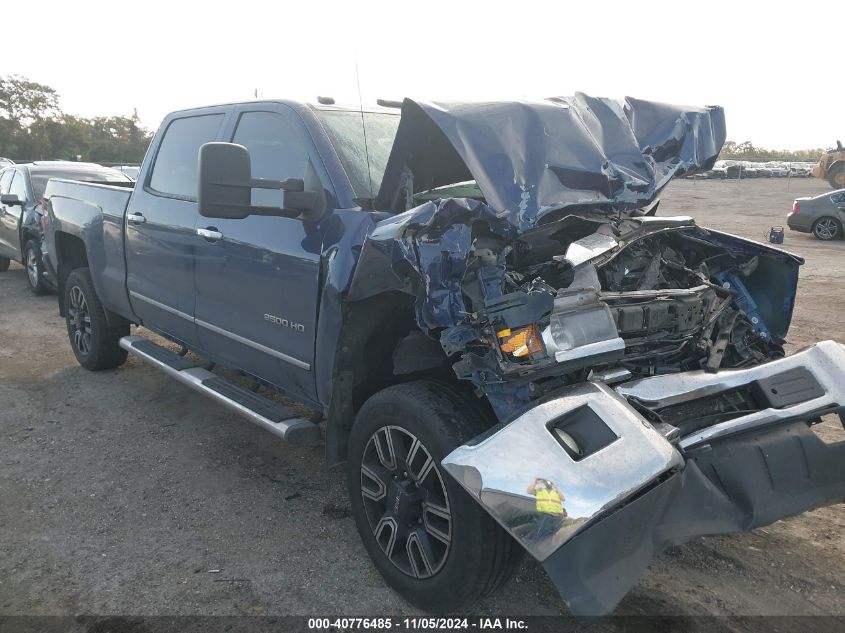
0;177;843;618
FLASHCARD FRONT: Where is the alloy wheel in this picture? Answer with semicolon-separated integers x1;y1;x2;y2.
359;425;451;579
815;218;840;240
67;285;92;355
26;247;39;287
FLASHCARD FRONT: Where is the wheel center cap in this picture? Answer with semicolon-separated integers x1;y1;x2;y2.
389;480;418;521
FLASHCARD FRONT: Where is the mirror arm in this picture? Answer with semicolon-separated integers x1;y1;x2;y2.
247;205;301;219
282;191;319;214
249;177;304;192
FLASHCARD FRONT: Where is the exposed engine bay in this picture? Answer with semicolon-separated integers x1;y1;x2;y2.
349;95;802;422
429;209;802;421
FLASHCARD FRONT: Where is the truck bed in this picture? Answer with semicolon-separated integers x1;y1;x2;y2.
45;178;135;321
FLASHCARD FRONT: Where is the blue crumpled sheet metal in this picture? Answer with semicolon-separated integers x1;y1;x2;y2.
348;197;515;331
376;94;726;231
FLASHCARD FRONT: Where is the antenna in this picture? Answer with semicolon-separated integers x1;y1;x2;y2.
354;57;375;200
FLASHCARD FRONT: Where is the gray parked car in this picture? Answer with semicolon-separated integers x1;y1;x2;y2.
0;161;132;293
788;189;845;240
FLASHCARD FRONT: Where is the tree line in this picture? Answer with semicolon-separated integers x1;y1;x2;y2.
0;75;152;164
718;140;824;163
0;74;830;166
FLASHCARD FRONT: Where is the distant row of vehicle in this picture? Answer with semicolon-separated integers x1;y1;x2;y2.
0;160;134;294
688;165;814;180
686;141;845;188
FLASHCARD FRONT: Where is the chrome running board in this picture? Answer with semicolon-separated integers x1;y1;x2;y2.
119;335;320;445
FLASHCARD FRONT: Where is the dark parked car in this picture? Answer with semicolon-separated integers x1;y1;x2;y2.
42;96;845;616
0;162;132;293
788;188;845;240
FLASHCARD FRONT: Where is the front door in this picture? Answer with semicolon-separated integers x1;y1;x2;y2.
125;111;227;347
0;168;15;258
0;169;26;260
193;106;328;401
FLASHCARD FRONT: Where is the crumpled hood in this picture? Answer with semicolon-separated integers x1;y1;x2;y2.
375;94;726;231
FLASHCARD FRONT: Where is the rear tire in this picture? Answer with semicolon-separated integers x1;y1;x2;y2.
812;216;842;241
347;381;523;613
24;240;49;295
0;257;9;272
64;268;129;370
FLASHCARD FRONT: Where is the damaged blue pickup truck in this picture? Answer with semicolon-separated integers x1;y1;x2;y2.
43;94;845;615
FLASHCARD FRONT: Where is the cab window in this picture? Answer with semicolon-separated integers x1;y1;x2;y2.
149;114;224;200
232;111;310;207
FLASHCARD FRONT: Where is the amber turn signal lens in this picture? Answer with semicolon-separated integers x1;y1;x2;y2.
497;324;544;359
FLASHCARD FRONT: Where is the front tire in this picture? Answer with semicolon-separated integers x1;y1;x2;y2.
64;268;129;370
812;216;842;241
0;257;9;272
347;381;522;613
828;167;845;189
24;240;49;295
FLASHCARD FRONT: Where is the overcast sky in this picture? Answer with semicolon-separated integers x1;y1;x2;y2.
4;0;841;150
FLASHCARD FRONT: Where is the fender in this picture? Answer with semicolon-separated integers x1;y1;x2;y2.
45;180;137;324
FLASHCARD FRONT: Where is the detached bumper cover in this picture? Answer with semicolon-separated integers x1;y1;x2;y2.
442;341;845;615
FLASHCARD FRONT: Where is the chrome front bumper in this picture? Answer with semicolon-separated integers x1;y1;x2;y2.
443;381;683;562
442;341;845;615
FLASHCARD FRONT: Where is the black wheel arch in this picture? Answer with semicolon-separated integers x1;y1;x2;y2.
55;232;90;317
19;227;40;262
325;292;473;467
54;232;130;329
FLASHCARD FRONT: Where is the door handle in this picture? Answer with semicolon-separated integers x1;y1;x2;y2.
197;227;223;242
127;212;146;225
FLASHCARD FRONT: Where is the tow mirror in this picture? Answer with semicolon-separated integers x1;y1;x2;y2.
197;142;324;220
0;194;23;207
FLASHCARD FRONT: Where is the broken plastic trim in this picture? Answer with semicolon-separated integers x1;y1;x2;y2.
616;340;845;448
541;288;625;366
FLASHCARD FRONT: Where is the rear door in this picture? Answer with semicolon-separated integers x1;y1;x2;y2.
0;169;27;260
125;111;227;347
192;105;329;400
